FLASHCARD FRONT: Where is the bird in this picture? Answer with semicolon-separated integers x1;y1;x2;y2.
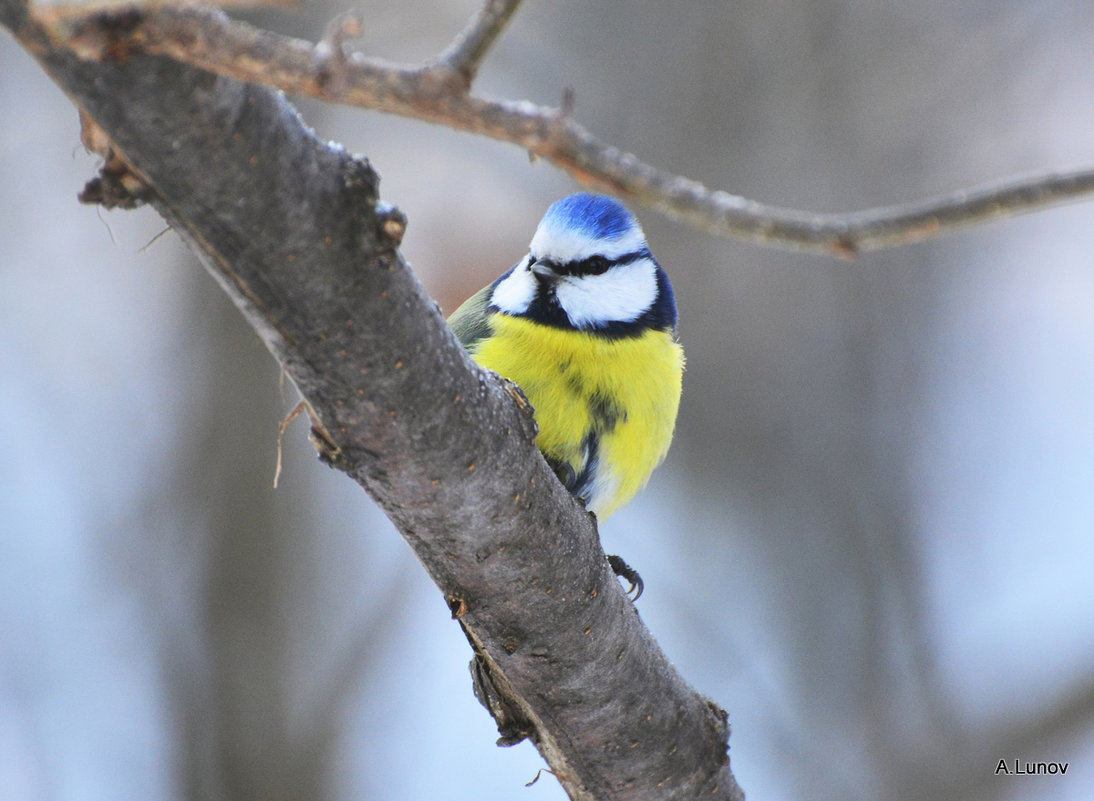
448;194;683;595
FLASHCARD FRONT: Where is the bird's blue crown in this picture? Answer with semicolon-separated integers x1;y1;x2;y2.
530;193;648;265
542;193;638;241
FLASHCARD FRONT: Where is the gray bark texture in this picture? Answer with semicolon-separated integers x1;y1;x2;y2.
0;3;744;799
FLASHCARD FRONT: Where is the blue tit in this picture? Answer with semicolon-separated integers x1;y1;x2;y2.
448;193;684;522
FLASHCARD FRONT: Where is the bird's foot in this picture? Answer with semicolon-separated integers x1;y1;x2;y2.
607;554;644;601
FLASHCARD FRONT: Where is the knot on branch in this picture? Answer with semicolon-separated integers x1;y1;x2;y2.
376;203;408;245
77;110;153;209
60;7;146;63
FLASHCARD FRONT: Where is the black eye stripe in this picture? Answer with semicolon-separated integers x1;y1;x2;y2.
610;249;652;267
535;249;651;277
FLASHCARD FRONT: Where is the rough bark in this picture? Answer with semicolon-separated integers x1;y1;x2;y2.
1;3;744;799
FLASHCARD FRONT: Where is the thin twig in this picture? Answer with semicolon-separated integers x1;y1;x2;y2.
274;399;307;488
431;0;523;87
47;4;1094;258
312;10;363;96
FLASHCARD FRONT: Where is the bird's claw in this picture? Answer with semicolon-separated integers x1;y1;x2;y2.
607;554;644;600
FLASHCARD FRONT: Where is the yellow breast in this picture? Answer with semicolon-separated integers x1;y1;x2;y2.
469;314;684;520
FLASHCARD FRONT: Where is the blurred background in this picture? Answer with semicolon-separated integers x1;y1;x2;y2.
3;1;1093;799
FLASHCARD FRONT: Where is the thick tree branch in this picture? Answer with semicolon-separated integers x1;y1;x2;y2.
32;1;1094;257
2;0;744;799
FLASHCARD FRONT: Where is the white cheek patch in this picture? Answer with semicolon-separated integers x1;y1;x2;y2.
529;221;648;263
555;258;658;328
490;263;537;314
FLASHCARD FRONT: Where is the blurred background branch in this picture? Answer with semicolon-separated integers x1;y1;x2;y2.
35;0;1094;256
430;0;523;85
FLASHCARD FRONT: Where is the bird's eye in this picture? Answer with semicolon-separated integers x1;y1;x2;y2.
582;256;612;275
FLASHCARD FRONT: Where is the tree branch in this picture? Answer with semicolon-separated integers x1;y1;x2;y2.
2;0;744;798
34;1;1094;257
430;0;523;87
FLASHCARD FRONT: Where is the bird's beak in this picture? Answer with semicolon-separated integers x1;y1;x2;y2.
530;259;559;283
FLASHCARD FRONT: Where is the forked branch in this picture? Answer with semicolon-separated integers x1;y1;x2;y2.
431;0;524;87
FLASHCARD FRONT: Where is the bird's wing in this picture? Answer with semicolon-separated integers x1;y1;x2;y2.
447;284;495;351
